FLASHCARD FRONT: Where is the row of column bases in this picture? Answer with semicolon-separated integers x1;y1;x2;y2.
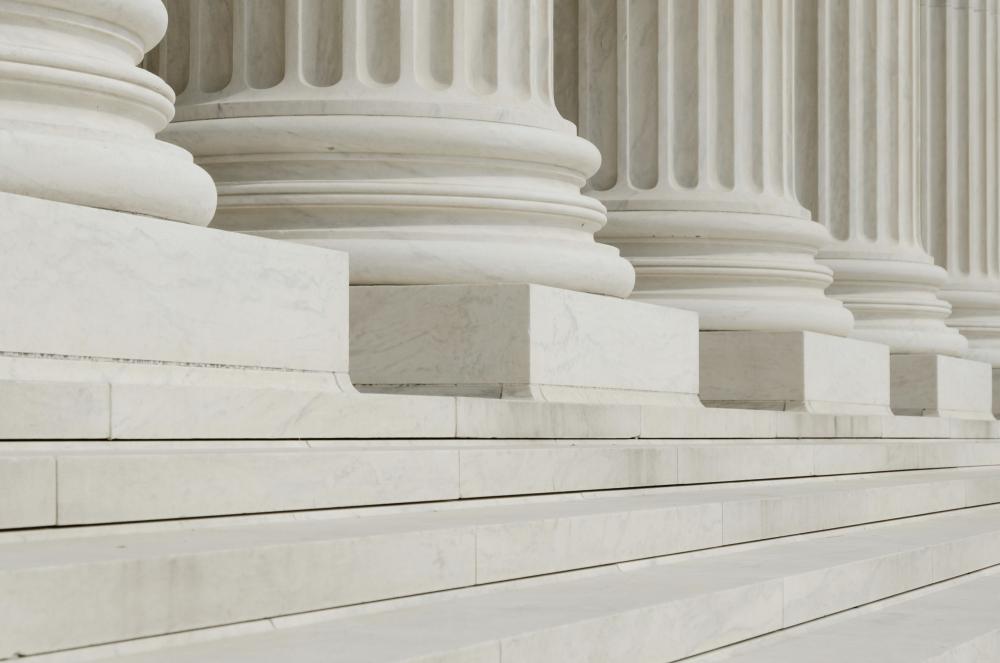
143;0;1000;353
5;0;1000;418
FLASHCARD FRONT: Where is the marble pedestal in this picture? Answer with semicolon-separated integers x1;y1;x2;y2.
890;355;994;420
0;192;354;437
700;331;891;414
350;284;700;405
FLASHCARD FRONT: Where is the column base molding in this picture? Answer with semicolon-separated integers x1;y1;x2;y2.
700;331;891;415
889;355;994;420
350;284;701;407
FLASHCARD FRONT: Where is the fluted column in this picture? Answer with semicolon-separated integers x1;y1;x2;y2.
0;0;215;224
560;0;853;333
146;0;634;298
795;0;967;355
921;0;1000;366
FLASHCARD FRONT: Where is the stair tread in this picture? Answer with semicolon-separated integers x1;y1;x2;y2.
85;505;1000;662
696;569;1000;662
4;466;999;569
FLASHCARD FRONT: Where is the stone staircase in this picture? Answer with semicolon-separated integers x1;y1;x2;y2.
5;403;1000;662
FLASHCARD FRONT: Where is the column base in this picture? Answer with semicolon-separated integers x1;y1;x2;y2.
890;355;994;420
350;284;701;406
700;331;891;414
0;192;355;438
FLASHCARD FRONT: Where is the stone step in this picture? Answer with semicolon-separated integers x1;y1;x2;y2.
52;504;1000;662
6;380;999;441
6;468;1000;658
6;438;1000;528
691;566;1000;662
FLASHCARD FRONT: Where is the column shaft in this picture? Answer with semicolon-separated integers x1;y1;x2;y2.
796;0;967;355
147;0;635;298
921;0;1000;366
561;0;853;333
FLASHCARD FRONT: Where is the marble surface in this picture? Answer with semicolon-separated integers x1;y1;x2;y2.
695;568;1000;662
560;0;854;335
0;193;349;375
921;0;1000;368
0;455;54;529
148;1;635;297
13;439;1000;527
891;354;994;419
700;331;891;414
0;0;215;225
4;468;993;654
0;380;108;440
794;0;968;356
60;506;1000;663
351;284;698;405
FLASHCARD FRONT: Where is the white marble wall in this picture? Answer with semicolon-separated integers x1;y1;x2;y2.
921;0;1000;367
146;0;635;298
795;0;967;355
558;0;854;334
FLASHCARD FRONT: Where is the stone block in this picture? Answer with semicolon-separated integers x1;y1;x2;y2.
56;447;460;524
890;354;994;419
0;380;109;440
0;455;55;529
350;284;700;405
640;406;777;439
700;331;891;414
0;192;349;375
109;386;456;439
458;446;678;497
455;398;640;439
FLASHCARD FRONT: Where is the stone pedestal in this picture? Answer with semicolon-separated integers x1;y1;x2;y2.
350;284;699;406
890;355;993;419
700;332;891;414
147;0;635;298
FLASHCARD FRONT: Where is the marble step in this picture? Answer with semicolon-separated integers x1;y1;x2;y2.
691;566;1000;662
7;438;1000;529
6;467;1000;658
6;379;1000;441
58;504;1000;663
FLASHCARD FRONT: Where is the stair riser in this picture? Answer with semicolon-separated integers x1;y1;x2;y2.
7;441;1000;529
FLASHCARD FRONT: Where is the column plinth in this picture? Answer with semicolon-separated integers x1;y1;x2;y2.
146;0;635;298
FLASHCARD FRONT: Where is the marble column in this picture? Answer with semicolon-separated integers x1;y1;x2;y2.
560;0;853;334
921;0;1000;414
559;0;889;413
146;0;635;298
795;0;968;357
0;0;215;225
